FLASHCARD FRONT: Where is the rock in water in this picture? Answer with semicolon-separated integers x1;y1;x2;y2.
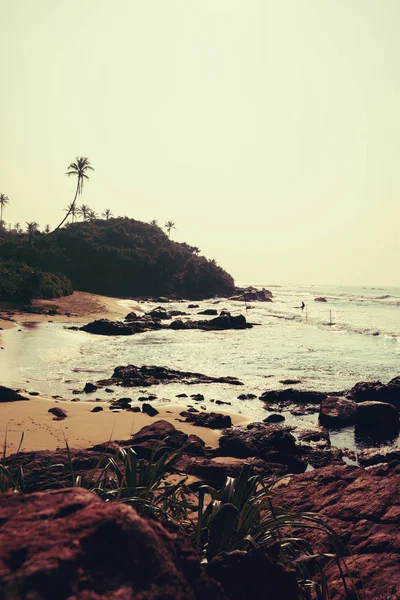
0;488;223;599
319;396;357;428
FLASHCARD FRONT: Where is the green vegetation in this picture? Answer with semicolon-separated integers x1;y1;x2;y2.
0;217;234;299
0;259;73;302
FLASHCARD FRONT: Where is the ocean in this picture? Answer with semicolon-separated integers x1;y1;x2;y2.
1;283;400;450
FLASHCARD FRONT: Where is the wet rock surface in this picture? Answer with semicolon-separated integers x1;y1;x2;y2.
96;364;244;388
347;378;400;410
260;388;327;405
319;396;357;428
0;488;223;600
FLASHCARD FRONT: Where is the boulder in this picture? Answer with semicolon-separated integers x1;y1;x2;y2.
182;411;232;430
147;307;171;320
120;420;188;450
356;401;399;431
0;488;223;599
260;389;326;404
319;396;357;428
142;403;159;417
218;423;305;473
91;406;103;413
0;385;28;402
48;407;67;419
348;379;400;410
84;382;98;393
314;297;327;302
198;309;218;315
263;414;285;424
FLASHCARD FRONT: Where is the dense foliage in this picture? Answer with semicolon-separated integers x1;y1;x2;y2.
0;218;234;299
0;260;73;302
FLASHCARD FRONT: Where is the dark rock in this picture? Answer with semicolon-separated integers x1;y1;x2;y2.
125;311;138;320
80;319;136;336
279;379;301;385
237;393;257;400
208;548;299;600
296;428;330;445
148;307;171;320
185;435;206;456
109;398;131;410
319;396;357;428
170;319;189;330
191;394;204;401
169;310;188;317
176;393;188;398
91;406;103;413
263;414;285;423
356;401;399;432
121;420;188;450
218;423;305;473
230;287;273;303
203;313;251;330
0;488;223;599
183;411;232;430
358;448;400;467
84;382;98;393
142;403;159;417
314;297;327;302
348;379;400;410
188;304;199;308
48;407;67;419
260;389;326;404
98;364;243;388
0;386;28;402
215;400;231;406
105;387;114;393
129;406;141;413
197;309;218;315
28;391;39;396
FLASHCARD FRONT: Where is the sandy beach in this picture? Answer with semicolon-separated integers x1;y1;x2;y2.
0;290;143;330
0;394;250;454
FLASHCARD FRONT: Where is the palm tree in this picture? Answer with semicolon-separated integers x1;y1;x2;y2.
44;224;50;234
26;221;39;245
149;219;158;227
164;220;176;237
77;204;90;220
0;193;9;222
65;201;78;223
102;208;113;219
87;209;98;220
50;157;94;234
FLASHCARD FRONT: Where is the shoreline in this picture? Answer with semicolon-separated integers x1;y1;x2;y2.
0;290;143;330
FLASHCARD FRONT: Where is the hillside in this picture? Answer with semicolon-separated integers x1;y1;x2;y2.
0;218;235;299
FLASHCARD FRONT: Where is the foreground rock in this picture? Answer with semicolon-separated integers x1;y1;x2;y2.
278;462;400;600
181;411;232;429
0;385;28;402
0;488;223;600
97;364;243;388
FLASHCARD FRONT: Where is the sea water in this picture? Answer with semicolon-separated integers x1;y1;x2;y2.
1;283;399;449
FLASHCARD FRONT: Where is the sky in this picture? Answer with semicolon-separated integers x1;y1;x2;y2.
1;0;400;286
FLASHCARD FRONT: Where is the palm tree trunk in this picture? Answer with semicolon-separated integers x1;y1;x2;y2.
46;181;79;236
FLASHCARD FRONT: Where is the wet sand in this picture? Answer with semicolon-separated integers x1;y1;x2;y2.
0;395;250;454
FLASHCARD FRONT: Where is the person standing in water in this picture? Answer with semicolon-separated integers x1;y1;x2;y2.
301;302;305;310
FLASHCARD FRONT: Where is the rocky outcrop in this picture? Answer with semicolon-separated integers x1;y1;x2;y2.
97;364;244;388
314;296;327;302
0;385;28;402
0;488;223;600
80;319;138;335
277;463;400;600
230;286;273;302
319;396;357;428
260;389;326;405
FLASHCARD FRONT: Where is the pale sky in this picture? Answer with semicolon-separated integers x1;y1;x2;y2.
1;0;399;286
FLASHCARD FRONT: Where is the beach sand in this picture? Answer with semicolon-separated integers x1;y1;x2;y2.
0;395;249;454
0;291;143;330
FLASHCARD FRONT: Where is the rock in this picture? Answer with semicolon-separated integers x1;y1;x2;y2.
98;364;243;388
80;319;136;335
0;385;28;402
348;379;400;410
260;389;326;404
191;394;204;401
197;309;218;315
208;548;299;600
0;488;223;599
358;448;400;467
218;423;305;473
314;297;327;302
176;393;188;398
121;421;188;450
185;434;206;456
230;287;273;303
263;414;285;424
124;311;138;320
296;427;330;445
91;406;103;413
142;403;159;417
148;307;171;320
203;313;251;330
215;400;231;406
129;406;141;413
275;463;400;600
237;393;257;400
279;379;301;385
84;382;98;393
48;407;67;419
319;396;357;428
170;319;189;330
356;401;399;433
182;412;232;430
109;398;132;410
188;304;199;308
28;391;39;396
105;387;114;393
